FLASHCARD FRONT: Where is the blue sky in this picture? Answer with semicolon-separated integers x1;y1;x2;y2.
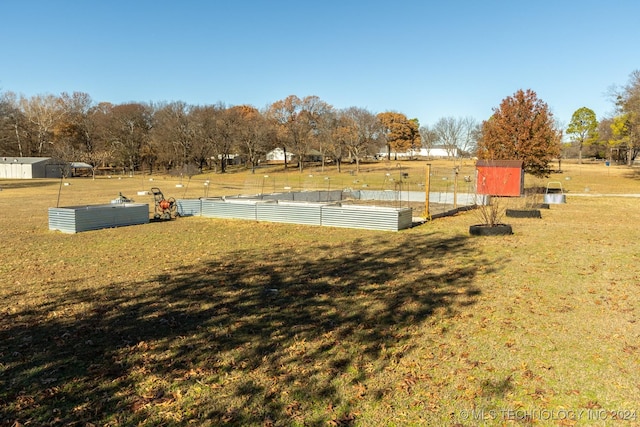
1;0;638;126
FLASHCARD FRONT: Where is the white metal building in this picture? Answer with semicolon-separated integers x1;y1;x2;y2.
378;147;458;159
413;147;458;158
266;148;295;163
0;157;64;179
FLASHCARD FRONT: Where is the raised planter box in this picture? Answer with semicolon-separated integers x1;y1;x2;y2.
469;224;513;236
321;204;413;231
49;203;149;233
256;201;325;226
201;198;259;220
506;209;542;218
543;193;566;204
176;198;202;217
199;198;413;231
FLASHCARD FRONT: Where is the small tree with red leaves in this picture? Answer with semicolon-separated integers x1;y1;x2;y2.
477;89;562;177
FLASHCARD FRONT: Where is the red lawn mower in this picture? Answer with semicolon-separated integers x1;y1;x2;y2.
151;187;178;220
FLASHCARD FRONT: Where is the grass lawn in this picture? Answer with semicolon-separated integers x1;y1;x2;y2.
1;160;639;426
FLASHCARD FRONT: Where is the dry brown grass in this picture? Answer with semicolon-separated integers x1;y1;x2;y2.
1;160;640;426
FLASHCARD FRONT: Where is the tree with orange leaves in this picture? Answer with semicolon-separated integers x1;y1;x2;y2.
477;89;561;177
377;112;420;160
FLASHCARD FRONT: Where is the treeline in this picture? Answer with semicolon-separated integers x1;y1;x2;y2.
587;70;640;165
2;69;639;174
0;92;463;174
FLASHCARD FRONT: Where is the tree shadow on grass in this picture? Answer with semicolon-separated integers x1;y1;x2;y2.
623;168;640;181
0;180;59;190
0;232;500;426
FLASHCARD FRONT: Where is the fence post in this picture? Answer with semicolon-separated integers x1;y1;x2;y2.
425;164;431;218
453;166;459;209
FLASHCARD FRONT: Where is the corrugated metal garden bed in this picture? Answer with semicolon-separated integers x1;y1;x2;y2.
49;203;149;233
49;189;472;234
197;197;413;231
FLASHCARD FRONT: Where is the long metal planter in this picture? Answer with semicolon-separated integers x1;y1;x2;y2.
48;203;149;233
321;204;413;231
354;190;480;206
201;198;259;220
176;198;202;216
228;190;344;203
196;198;413;231
256;201;326;225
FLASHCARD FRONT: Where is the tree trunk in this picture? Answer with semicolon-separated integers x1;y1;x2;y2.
578;141;583;164
248;147;256;174
13;123;23;157
283;147;288;170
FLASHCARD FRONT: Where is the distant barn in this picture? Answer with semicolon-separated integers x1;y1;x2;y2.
476;160;524;197
265;148;294;164
0;157;65;179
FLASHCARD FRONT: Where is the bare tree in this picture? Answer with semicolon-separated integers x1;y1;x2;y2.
432;116;464;160
230;105;270;173
0;91;27;156
19;93;65;155
87;102;117;170
324;112;349;172
419;124;438;155
152;101;195;169
339;107;381;173
267;95;331;172
190;104;221;172
55;92;103;165
311;105;336;172
214;104;241;173
106;103;153;173
459;116;480;158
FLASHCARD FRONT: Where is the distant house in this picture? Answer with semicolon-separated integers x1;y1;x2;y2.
213;154;243;166
266;148;295;163
301;149;323;162
0;157;65;179
415;147;458;158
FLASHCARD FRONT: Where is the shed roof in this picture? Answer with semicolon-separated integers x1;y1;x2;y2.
70;162;94;169
476;160;523;168
0;156;52;165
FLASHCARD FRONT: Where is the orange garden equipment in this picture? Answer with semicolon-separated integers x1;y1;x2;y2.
151;187;178;220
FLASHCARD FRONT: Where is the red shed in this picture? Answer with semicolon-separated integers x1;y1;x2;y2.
476;160;524;196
